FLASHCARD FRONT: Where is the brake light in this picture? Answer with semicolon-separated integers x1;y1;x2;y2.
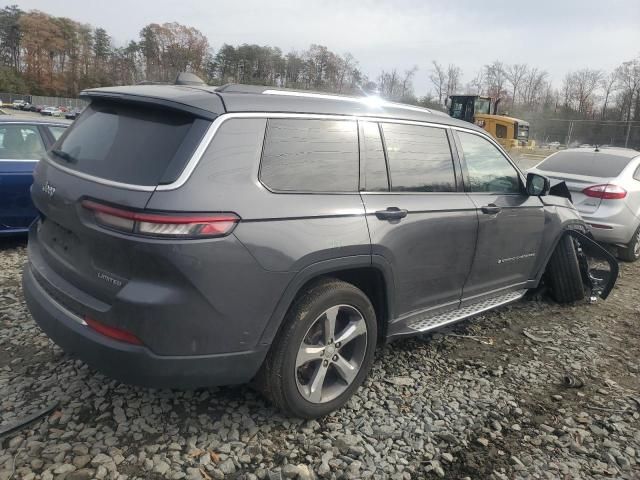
82;200;240;238
582;184;627;200
85;316;143;345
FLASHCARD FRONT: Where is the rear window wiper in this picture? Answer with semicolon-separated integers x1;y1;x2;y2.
50;149;77;164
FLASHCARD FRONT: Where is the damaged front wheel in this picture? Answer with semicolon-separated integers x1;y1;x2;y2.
547;235;585;303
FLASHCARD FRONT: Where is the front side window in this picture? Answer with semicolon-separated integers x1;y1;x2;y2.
0;124;46;159
381;123;456;192
260;119;358;192
457;131;521;194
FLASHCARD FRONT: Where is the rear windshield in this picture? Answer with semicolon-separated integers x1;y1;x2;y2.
49;100;210;186
537;151;632;178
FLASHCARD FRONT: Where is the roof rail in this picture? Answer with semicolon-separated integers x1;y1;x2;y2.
262;89;431;113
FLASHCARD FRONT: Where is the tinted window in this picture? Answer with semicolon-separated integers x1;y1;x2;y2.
260;119;358;192
0;124;46;159
47;126;66;141
458;131;521;193
360;122;388;191
381;123;456;192
49;101;209;186
537;151;633;178
634;165;640;181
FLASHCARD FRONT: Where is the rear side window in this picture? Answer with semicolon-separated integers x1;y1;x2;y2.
360;122;388;191
381;123;456;192
537;151;633;178
49;101;210;186
260;119;358;192
47;126;66;141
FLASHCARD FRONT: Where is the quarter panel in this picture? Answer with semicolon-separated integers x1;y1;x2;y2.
147;118;371;273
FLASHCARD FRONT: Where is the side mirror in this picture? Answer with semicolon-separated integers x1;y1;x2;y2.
526;172;550;196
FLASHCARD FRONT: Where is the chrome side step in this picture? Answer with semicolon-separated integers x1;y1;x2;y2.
407;289;527;333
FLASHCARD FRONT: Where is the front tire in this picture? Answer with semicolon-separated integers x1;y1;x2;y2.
256;278;377;419
618;226;640;262
547;235;585;303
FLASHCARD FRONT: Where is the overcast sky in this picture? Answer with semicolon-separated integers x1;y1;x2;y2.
15;0;640;96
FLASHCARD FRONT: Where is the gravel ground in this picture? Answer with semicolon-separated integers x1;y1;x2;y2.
1;237;639;480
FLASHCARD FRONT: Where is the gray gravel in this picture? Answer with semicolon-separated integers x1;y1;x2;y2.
1;238;639;479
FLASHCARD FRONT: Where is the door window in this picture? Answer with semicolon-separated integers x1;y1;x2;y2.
360;122;388;191
0;125;46;159
381;123;456;192
457;131;521;194
260;119;359;192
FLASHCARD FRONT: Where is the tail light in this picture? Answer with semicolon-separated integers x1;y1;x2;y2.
85;316;143;345
582;184;627;200
82;200;240;238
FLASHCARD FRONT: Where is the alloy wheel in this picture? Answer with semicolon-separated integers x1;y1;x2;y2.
295;304;368;404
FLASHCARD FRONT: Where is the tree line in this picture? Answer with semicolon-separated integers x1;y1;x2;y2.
0;4;638;130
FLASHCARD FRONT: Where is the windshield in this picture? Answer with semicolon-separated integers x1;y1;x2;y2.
49;100;210;186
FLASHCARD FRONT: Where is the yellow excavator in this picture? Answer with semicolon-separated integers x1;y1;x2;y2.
448;95;531;148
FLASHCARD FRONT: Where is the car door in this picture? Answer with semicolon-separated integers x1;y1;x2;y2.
453;128;545;303
0;123;48;230
359;120;478;320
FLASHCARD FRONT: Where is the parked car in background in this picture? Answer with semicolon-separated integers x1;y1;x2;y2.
40;106;61;117
11;100;27;109
32;105;46;113
22;81;616;418
19;102;33;111
0;117;69;235
530;147;640;261
65;107;84;120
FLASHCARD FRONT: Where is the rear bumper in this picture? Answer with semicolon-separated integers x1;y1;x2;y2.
583;216;637;245
23;264;268;388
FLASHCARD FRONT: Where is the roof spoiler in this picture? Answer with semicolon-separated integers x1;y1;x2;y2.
175;72;206;86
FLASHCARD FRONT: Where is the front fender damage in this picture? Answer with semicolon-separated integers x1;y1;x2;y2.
565;229;619;300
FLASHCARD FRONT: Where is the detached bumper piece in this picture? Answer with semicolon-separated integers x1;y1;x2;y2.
567;230;619;300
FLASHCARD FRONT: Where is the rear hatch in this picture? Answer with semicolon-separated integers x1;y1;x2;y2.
30;96;214;303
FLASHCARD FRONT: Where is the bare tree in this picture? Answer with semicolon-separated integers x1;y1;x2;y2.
600;71;617;119
400;65;418;99
484;60;506;100
504;63;528;107
429;61;446;106
445;64;462;101
615;59;640;121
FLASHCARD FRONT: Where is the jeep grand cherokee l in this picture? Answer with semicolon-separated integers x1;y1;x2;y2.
23;80;616;418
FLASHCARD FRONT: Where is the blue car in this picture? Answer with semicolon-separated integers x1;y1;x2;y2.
0;117;69;235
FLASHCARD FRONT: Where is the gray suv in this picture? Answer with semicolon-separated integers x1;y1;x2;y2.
23;81;616;418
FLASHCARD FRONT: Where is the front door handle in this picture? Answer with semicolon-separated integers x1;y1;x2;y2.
481;204;502;215
375;207;408;221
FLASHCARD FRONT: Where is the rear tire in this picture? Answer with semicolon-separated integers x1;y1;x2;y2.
618;226;640;262
547;235;585;303
256;278;377;419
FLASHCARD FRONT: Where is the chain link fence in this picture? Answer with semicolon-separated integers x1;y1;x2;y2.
525;118;640;150
0;92;88;109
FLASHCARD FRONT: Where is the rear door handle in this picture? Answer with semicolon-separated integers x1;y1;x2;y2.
375;207;408;220
481;204;502;215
